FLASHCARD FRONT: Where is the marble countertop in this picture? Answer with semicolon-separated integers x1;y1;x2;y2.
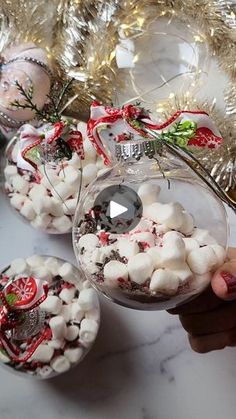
0;162;236;419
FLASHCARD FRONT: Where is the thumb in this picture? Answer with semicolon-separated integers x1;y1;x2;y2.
211;260;236;300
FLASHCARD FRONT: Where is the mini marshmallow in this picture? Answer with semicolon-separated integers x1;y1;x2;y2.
64;347;83;364
78;234;99;251
163;231;184;243
171;263;193;283
137;183;161;205
146;202;184;229
12;175;29;195
58;262;76;283
91;245;116;264
32;266;52;282
63;198;77;216
38;366;53;378
79;319;99;344
44;257;60;276
161;237;186;269
4;165;18;181
28;184;47;200
83;138;97;164
31;214;52;230
65;325;80;341
211;244;226;267
183;238;200;255
59;287;76;304
60;305;71;322
49;316;67;339
82;163;98;186
51;182;75;201
26;255;44;268
128;253;153;284
20;198;36;221
10;258;28;275
191;228;217;246
46;197;64;217
104;260;128;287
117;238;139;259
48;339;65;350
178;212;194;235
85;308;100;321
70;302;84;322
187;246;218;275
78;288;99;311
52;215;72;233
67;153;81;168
131;232;155;248
40;168;60;189
192;272;212;291
59;165;80;185
40;296;63;315
146;247;163;269
150;269;180;295
10;193;26;210
31;344;54;363
50;355;70;373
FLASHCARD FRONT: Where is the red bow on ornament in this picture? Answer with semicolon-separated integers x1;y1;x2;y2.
0;277;49;363
87;102;223;165
17;121;85;171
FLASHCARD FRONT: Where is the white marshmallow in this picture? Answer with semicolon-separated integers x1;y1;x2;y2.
48;339;64;350
58;262;76;284
46;197;64;217
59;287;76;304
31;214;52;230
137;183;160;205
49;316;67;339
31;344;54;363
192;272;212;291
44;257;60;275
65;325;80;341
50;355;70;373
146;202;184;229
103;260;128;287
178;212;194;235
10;193;26;210
187;246;218;275
79;319;99;344
31;195;48;215
59;305;71;323
117;238;139;259
4;165;18;181
12;175;29;195
40;296;63;315
211;244;226;267
70;302;84;322
11;258;28;275
78;288;99;311
40;167;60;189
163;231;184;243
183;238;200;255
26;255;44;268
91;245;116;265
63;198;77;216
154;224;171;234
52;215;72;233
59;165;80;185
67;153;81;168
127;253;153;284
28;184;47;200
64;347;83;364
83;138;97;164
150;269;180;295
171;263;193;283
191;228;217;246
78;234;99;251
85;308;100;321
82;163;98;186
147;247;163;269
161;238;186;268
131;232;155;248
38;365;53;378
51;182;75;201
82;279;91;289
32;266;52;282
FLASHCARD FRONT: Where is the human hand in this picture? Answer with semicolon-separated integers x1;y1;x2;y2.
168;248;236;353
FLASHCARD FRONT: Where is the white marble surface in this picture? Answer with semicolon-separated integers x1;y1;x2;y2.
0;150;236;419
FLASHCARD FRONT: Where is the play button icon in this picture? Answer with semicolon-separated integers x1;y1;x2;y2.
93;185;143;234
108;201;128;219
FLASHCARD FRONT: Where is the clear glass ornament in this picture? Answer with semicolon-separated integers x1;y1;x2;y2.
0;255;100;379
73;137;228;311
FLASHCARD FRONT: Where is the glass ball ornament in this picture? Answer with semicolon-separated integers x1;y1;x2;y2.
0;255;100;379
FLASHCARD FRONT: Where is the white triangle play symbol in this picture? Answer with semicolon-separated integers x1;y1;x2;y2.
109;200;128;219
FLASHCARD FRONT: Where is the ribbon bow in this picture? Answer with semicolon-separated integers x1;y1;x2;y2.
17;121;85;171
0;276;49;363
87;102;223;165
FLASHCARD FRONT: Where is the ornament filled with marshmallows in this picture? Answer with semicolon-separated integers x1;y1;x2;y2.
0;255;100;379
73;102;228;310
